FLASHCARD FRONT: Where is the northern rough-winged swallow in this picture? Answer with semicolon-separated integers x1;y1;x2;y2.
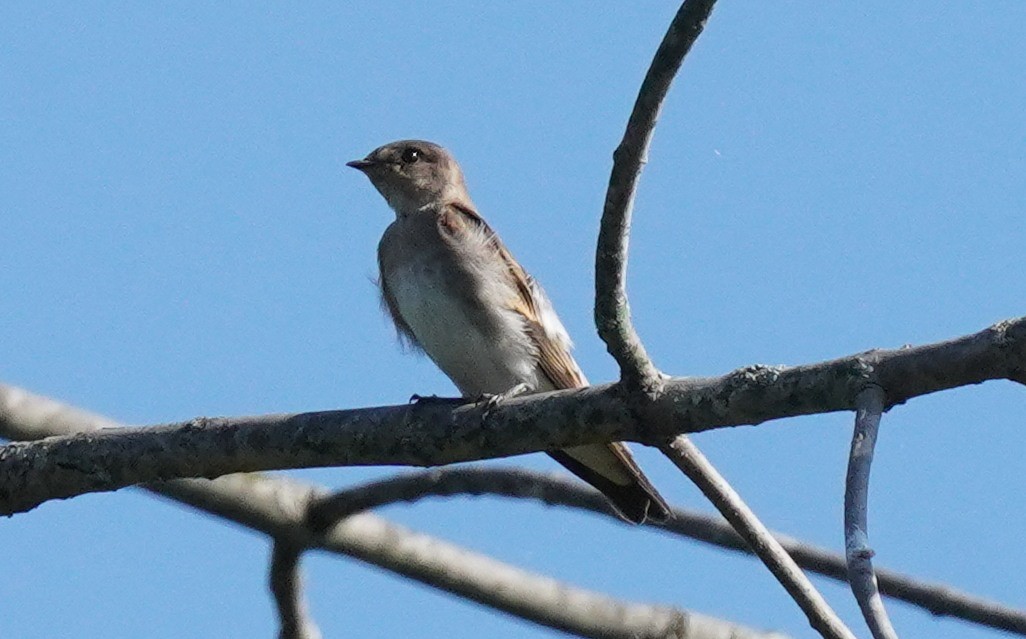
348;139;670;524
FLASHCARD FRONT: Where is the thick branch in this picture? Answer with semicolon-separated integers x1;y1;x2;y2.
596;0;717;393
1;317;1023;515
0;386;786;639
662;436;855;639
844;386;898;639
4;387;1022;635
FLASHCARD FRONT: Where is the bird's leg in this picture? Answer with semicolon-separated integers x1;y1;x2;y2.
475;382;534;418
409;382;534;417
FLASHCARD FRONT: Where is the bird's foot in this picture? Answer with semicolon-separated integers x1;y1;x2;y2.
408;393;465;406
475;383;534;419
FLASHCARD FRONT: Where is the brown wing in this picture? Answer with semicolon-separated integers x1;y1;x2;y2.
446;203;585;387
445;203;670;524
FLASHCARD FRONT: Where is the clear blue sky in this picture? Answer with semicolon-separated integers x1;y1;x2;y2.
2;3;1024;638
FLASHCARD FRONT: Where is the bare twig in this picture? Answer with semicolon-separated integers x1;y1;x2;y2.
845;386;898;639
662;436;856;639
595;5;852;636
172;476;776;639
2;317;1023;516
0;384;786;639
596;0;717;393
270;542;322;639
306;465;1026;635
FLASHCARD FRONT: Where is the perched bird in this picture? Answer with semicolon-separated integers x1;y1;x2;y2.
347;140;670;524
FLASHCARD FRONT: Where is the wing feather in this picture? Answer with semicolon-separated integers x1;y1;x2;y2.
377;222;422;351
440;202;671;523
446;203;586;390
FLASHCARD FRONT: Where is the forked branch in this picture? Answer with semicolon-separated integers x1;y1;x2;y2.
596;0;717;393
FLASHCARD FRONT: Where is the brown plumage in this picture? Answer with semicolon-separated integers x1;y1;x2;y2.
350;139;670;524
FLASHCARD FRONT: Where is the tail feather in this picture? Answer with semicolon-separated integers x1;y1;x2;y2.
548;444;671;524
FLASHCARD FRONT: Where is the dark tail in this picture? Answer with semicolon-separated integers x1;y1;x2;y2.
549;443;671;524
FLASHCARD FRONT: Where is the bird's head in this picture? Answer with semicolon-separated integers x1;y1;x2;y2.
347;140;468;214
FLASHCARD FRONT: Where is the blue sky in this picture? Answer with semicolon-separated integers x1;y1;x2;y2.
2;3;1024;638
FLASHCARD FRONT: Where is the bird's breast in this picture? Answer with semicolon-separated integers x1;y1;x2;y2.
385;252;541;396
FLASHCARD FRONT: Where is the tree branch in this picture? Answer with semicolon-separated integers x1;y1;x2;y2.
5;386;1024;634
270;542;322;639
596;0;717;393
172;476;777;639
0;384;787;639
2;317;1023;516
662;436;855;639
593;4;846;634
308;465;1026;635
844;386;898;639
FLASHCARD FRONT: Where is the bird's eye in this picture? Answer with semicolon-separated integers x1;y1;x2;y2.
401;148;421;164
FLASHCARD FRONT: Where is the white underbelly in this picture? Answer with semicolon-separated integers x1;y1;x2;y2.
389;263;540;396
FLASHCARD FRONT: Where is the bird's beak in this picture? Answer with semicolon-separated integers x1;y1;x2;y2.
346;158;377;171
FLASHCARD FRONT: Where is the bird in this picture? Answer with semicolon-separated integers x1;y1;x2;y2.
347;139;670;524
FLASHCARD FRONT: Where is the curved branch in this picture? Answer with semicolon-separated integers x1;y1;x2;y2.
0;385;785;639
662;436;855;639
593;5;848;633
844;386;898;639
172;477;773;639
309;465;1026;634
270;542;322;639
2;317;1023;516
596;0;717;393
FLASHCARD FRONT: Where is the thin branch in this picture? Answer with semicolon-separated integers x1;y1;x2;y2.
2;316;1022;516
594;6;848;634
845;386;898;639
306;465;1026;635
172;477;773;639
0;384;787;639
596;0;717;393
662;436;856;639
308;466;628;525
270;542;322;639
